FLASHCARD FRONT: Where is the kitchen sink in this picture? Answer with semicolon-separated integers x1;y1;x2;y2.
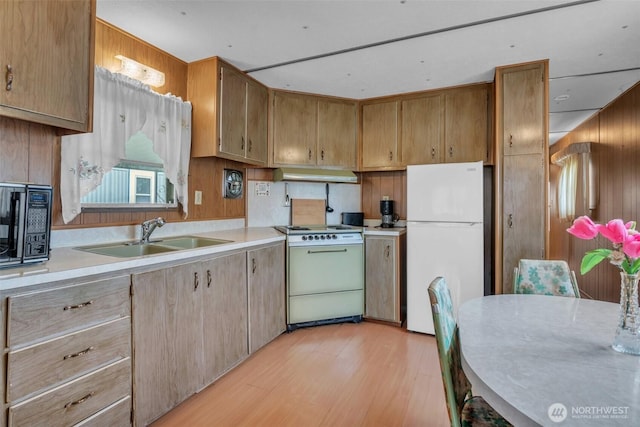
158;236;232;249
76;235;233;258
78;243;179;258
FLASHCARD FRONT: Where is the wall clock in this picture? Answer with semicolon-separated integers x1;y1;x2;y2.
223;169;243;199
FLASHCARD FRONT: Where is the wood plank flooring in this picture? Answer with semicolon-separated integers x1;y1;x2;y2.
151;321;450;427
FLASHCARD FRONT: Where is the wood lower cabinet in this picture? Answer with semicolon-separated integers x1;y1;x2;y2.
248;243;285;353
201;252;248;384
3;275;132;427
0;0;94;132
364;234;406;325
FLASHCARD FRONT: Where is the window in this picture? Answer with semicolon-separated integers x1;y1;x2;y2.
552;142;597;221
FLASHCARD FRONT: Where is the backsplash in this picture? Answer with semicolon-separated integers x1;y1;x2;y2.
247;181;361;227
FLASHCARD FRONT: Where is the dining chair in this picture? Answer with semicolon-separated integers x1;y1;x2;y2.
513;259;580;298
428;277;513;427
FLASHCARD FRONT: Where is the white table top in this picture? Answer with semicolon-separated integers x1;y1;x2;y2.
458;294;640;426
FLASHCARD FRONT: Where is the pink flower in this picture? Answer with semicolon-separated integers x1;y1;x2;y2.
597;219;629;244
567;216;599;239
623;234;640;259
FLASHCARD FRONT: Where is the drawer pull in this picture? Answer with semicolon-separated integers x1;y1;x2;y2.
63;300;93;311
64;392;94;409
207;269;212;288
63;346;95;360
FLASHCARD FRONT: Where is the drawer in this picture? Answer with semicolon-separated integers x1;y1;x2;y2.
7;318;131;402
7;275;130;348
74;396;131;427
8;358;131;427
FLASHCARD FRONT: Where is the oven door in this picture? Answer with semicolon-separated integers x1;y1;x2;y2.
288;244;364;295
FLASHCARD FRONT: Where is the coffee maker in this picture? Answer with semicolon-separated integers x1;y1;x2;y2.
380;199;399;228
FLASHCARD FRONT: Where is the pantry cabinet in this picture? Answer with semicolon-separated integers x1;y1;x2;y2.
271;91;357;169
361;101;402;170
248;243;286;353
188;57;269;166
495;61;548;293
0;0;95;132
3;275;131;427
364;234;406;325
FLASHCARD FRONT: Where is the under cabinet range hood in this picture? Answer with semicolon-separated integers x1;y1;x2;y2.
273;167;358;183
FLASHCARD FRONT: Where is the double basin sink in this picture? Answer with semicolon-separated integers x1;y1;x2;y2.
76;236;232;258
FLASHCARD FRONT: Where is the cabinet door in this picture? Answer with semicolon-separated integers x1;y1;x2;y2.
502;66;545;156
219;66;247;158
0;0;92;132
248;244;285;353
361;101;400;169
131;263;203;426
272;92;317;165
445;85;489;163
317;100;357;169
245;80;269;165
502;154;546;293
365;236;397;322
401;95;443;165
202;252;247;383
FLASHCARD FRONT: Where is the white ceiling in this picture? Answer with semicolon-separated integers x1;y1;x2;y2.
97;0;640;145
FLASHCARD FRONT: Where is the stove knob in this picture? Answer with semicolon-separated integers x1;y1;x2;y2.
332;234;337;239
314;235;319;240
302;236;307;241
321;235;326;240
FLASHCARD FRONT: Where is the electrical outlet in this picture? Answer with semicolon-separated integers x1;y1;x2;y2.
194;190;202;205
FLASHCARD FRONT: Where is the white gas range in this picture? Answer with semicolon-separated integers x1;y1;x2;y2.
275;225;364;331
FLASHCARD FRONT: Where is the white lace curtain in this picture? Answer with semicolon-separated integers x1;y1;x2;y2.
61;66;192;224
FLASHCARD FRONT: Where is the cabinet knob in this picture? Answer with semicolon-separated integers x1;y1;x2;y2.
241;136;245;150
207;269;212;288
194;271;199;290
385;245;390;258
308;148;312;160
321;149;325;161
252;258;257;274
509;134;514;147
389;151;393;161
508;213;513;228
449;146;453;157
431;147;436;159
248;139;252;153
6;65;13;91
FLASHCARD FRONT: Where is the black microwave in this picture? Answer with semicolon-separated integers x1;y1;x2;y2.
0;183;53;268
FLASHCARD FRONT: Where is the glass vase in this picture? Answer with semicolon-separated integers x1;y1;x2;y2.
611;272;640;355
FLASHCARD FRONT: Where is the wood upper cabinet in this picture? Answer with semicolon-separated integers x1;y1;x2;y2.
444;85;490;163
502;66;545;156
317;99;357;168
271;91;357;169
272;91;317;166
361;100;401;170
188;57;268;166
401;94;444;165
0;0;95;132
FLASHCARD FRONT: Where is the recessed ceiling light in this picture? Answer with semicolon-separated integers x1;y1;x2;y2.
510;44;516;48
180;11;186;16
554;94;570;102
227;44;232;48
302;25;309;30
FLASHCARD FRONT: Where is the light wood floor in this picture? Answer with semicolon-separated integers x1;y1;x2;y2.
151;321;450;427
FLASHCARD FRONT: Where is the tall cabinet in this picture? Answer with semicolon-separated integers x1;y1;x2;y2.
495;61;549;293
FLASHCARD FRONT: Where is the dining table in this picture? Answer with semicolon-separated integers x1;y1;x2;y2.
458;294;640;426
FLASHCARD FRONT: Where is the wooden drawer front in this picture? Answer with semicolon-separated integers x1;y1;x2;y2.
7;318;131;402
8;358;131;427
7;275;130;348
74;396;131;427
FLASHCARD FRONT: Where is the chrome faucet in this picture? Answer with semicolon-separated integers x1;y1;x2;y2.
140;217;165;244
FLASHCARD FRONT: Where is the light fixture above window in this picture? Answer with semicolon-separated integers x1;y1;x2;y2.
115;55;165;87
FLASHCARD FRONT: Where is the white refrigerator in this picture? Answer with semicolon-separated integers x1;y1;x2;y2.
406;161;484;334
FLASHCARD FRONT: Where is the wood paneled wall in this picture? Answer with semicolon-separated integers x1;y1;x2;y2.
361;171;406;220
549;82;640;302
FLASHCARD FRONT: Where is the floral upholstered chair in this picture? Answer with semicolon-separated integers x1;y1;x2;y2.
513;259;580;298
428;277;513;427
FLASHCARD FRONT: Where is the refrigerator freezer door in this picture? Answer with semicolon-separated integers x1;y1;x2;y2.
407;162;483;223
406;221;484;334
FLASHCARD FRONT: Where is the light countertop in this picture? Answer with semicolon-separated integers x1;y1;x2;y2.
0;227;284;292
